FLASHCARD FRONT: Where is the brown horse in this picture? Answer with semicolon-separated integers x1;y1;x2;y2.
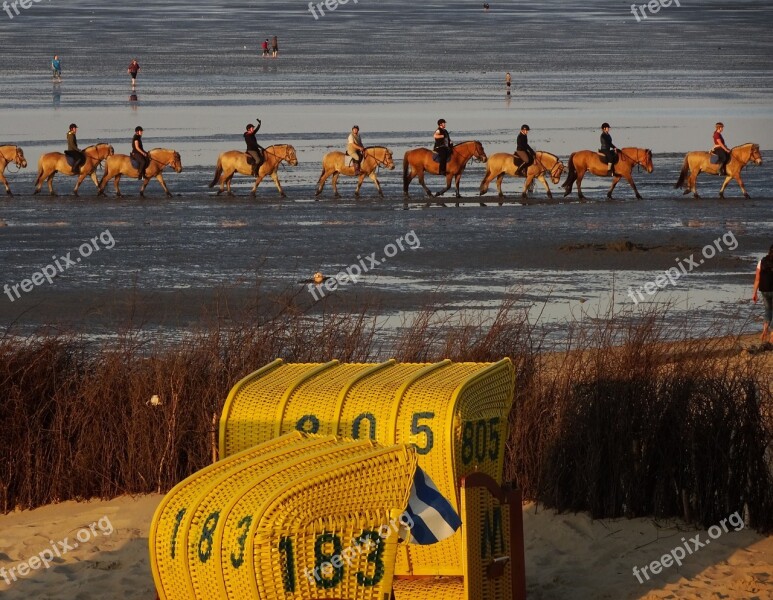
34;143;114;196
480;151;565;204
0;145;27;196
674;143;762;199
315;146;395;198
402;140;487;205
562;147;653;200
209;144;298;197
98;148;182;197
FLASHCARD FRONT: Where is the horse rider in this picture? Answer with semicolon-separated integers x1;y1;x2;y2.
712;122;731;176
600;122;619;176
514;124;535;176
131;126;150;180
65;123;85;175
434;118;452;176
347;125;365;175
244;120;265;176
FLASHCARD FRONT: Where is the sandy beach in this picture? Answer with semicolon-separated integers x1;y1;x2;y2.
0;494;770;599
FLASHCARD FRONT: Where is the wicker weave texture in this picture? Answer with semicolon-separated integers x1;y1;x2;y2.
218;359;515;580
151;433;417;600
392;577;465;600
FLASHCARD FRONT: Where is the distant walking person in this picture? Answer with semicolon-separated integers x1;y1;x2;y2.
65;123;85;174
505;72;511;96
128;59;140;89
51;55;62;81
433;119;452;176
752;244;773;343
261;39;270;57
712;122;731;176
272;35;279;58
131;126;149;180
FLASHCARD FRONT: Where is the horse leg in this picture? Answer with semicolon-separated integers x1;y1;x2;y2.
332;173;341;198
270;172;286;198
354;173;366;198
605;175;620;200
626;174;643;200
315;169;331;197
156;175;171;198
252;172;266;197
496;174;505;200
47;173;57;197
479;169;492;196
454;173;462;199
522;173;535;200
690;171;701;199
575;170;586;201
0;171;11;196
538;174;553;199
139;178;149;197
418;170;434;199
434;173;451;198
33;169;44;195
224;172;236;196
368;172;383;198
114;175;123;197
718;175;733;199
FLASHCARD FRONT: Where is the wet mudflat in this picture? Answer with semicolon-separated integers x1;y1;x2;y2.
0;0;771;341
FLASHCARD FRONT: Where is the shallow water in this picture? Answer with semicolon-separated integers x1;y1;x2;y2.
0;0;772;342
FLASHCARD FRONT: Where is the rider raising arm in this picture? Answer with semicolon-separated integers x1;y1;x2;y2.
244;119;264;176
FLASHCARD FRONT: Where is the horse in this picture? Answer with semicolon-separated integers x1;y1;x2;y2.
0;145;27;196
479;151;565;205
33;143;114;196
315;146;395;198
209;144;298;197
402;140;487;206
674;143;762;199
561;147;653;201
98;148;182;197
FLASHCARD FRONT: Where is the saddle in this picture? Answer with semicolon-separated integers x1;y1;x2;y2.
597;150;619;165
64;153;81;167
709;151;720;164
130;156;141;169
432;148;453;163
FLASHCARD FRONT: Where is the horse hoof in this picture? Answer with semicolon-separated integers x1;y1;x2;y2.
744;193;751;199
682;189;691;196
547;193;553;200
636;195;643;200
166;193;172;198
563;191;571;198
479;190;487;196
480;202;487;207
6;191;13;197
694;194;701;200
439;203;448;208
456;202;460;208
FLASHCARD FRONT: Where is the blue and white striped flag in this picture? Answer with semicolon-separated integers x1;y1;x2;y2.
404;466;462;545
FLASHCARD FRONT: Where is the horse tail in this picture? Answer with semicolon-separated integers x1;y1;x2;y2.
674;154;689;189
562;153;577;190
209;156;223;188
33;158;44;187
402;152;410;192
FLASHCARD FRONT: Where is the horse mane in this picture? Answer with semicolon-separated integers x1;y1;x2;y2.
365;145;388;151
537;150;558;161
733;142;758;151
83;142;110;151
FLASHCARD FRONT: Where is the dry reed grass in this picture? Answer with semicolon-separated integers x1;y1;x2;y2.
1;293;771;532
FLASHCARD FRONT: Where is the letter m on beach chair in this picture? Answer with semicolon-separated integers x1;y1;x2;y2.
392;472;525;600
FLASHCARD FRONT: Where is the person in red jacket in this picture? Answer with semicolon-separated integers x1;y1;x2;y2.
128;59;140;89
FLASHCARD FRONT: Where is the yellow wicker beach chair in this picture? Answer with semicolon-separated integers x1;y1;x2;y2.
218;358;523;596
150;432;417;600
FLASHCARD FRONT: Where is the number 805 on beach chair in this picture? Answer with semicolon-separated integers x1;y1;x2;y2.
216;358;526;600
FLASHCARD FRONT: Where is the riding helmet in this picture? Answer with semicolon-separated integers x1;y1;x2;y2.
601;122;610;129
69;123;77;130
437;118;446;126
521;124;530;130
135;126;144;133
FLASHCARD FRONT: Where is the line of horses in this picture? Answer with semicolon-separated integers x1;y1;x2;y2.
0;141;763;205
